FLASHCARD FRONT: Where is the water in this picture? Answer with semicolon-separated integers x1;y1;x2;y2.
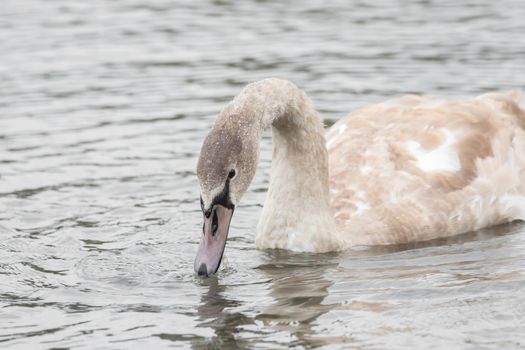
1;0;525;348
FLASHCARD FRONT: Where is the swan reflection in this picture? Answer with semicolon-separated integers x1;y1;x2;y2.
255;250;346;347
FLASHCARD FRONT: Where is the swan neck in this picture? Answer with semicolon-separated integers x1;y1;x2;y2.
227;79;338;252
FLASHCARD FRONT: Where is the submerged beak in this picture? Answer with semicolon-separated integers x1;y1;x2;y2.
194;204;234;276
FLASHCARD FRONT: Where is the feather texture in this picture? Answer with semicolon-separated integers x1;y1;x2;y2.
327;90;525;246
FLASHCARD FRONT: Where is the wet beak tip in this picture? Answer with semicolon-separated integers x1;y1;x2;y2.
197;263;208;276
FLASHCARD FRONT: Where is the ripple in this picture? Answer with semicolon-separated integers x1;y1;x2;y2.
1;0;525;347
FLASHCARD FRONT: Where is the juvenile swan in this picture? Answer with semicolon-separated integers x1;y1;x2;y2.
195;78;525;276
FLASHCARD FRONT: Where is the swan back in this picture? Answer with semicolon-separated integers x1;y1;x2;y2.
327;90;525;246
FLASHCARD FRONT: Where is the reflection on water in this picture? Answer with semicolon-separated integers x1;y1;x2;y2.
256;251;337;347
2;0;525;348
194;279;251;349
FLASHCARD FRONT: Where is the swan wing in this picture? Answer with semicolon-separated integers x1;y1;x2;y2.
327;91;525;245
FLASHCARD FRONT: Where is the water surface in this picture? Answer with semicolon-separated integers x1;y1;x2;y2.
1;0;525;348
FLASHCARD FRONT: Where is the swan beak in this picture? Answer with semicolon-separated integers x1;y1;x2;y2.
194;205;234;276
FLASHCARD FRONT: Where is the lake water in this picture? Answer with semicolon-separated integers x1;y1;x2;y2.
1;0;525;348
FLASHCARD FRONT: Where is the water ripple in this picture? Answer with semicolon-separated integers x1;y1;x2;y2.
1;0;525;348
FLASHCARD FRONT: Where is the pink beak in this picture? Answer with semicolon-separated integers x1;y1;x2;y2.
194;205;234;276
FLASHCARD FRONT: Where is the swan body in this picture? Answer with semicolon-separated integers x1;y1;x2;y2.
326;90;525;247
195;78;525;275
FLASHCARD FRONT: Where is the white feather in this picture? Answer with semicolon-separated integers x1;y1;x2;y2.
406;129;460;173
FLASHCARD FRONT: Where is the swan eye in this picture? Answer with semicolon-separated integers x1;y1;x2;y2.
228;169;236;179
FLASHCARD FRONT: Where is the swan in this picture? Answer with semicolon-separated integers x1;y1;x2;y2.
194;78;525;276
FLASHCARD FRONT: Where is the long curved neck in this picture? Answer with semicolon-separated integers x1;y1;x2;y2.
225;79;339;252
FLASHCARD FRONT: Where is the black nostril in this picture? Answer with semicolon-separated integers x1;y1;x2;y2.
197;263;208;276
211;209;218;236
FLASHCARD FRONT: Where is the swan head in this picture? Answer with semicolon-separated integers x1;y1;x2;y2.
194;116;258;276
